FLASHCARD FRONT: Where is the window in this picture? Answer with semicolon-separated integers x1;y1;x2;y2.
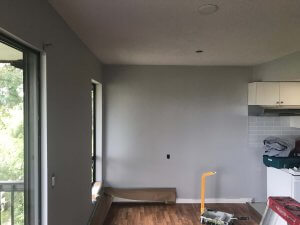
0;35;40;225
91;83;96;184
91;81;102;202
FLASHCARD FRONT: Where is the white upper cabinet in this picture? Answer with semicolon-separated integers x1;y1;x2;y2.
256;82;280;106
280;82;300;106
248;82;300;107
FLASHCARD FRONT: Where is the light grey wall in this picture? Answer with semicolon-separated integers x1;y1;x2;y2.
0;1;102;225
103;66;267;201
253;51;300;81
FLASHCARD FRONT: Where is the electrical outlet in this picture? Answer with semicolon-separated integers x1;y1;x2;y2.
51;174;56;188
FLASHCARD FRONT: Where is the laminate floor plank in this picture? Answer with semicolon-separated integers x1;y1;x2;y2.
104;203;259;225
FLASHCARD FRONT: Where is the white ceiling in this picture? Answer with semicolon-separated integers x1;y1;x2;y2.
49;0;300;65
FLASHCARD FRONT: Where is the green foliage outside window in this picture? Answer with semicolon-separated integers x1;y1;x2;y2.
0;63;24;225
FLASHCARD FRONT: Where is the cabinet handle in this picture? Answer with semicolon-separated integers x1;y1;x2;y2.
276;101;280;104
281;101;284;104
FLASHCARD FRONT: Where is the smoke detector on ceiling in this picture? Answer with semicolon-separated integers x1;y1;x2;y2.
198;4;219;15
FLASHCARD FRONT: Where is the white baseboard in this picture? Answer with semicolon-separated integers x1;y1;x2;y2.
176;198;253;204
113;197;253;204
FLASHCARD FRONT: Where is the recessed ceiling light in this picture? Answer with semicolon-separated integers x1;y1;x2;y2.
196;50;204;53
198;4;219;15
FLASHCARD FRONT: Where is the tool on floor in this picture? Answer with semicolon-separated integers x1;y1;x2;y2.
200;171;216;216
260;197;300;225
200;171;249;225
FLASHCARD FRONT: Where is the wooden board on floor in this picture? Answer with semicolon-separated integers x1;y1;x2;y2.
88;193;113;225
104;203;260;225
104;187;176;204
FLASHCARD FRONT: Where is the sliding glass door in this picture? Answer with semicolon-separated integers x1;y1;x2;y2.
0;35;40;225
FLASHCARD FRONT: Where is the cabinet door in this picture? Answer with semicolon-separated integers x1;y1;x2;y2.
292;177;300;202
267;167;292;198
256;82;280;106
280;82;300;106
248;83;257;105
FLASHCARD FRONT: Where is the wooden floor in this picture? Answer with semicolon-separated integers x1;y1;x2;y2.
104;203;261;225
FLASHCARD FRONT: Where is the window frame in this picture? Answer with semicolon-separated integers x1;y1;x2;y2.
0;33;41;225
91;83;97;184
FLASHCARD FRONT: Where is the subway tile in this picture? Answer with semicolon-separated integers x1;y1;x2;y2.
283;130;297;136
248;116;257;122
248;122;258;127
248;116;300;148
274;117;281;122
264;121;274;126
273;121;281;126
268;131;282;135
282;126;292;130
258;117;266;122
249;130;259;135
257;122;265;127
280;117;290;125
264;126;275;130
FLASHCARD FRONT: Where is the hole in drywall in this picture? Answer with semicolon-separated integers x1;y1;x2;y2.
167;154;170;159
198;4;219;15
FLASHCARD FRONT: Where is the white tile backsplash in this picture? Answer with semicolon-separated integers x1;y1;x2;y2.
248;116;300;148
